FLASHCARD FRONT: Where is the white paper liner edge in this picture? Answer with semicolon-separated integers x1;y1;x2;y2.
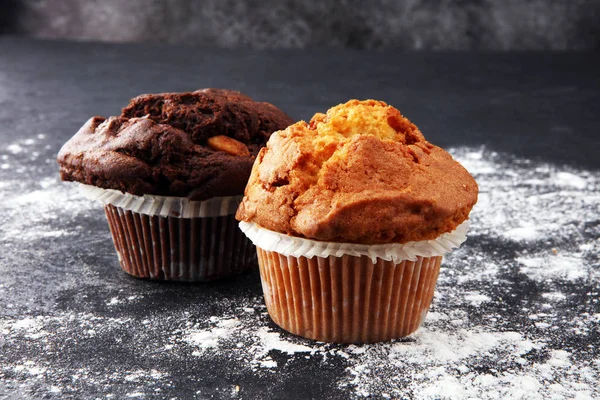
79;184;241;218
239;220;470;263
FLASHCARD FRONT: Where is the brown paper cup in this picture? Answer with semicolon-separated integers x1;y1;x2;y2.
256;248;442;343
104;204;256;281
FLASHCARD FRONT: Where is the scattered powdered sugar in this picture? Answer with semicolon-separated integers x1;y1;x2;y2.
517;254;589;282
0;137;96;244
391;328;539;364
0;311;170;397
337;326;543;399
463;291;492;306
554;171;588;190
1;140;599;399
186;318;241;351
6;143;24;154
504;223;540;241
255;327;314;355
169;307;318;370
541;292;567;301
1;176;95;242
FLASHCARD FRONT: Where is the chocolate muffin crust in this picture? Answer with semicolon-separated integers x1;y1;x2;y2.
236;100;478;244
121;89;290;150
57;89;293;200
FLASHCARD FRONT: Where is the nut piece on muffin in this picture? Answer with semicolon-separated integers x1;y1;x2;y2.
58;88;293;281
237;99;478;343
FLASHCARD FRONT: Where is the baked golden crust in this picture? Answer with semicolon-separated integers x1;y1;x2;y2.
236;100;478;244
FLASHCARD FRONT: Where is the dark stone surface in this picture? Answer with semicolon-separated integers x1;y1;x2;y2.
0;38;598;399
2;0;600;50
0;38;598;169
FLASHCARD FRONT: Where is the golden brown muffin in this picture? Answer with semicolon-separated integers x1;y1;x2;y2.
236;99;478;244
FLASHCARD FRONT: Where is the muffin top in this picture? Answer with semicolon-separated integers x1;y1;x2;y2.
57;89;293;200
236;99;478;244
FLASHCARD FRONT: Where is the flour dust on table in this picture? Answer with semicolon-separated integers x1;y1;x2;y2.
0;136;598;399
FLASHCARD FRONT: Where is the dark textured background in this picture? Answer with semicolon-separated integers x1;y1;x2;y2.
1;0;599;50
0;39;599;399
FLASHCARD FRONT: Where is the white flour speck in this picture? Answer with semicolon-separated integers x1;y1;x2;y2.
186;318;241;350
555;172;588;189
464;292;492;306
504;224;539;241
255;327;314;355
260;359;277;368
107;297;120;305
541;292;567;301
7;144;23;154
517;254;589;282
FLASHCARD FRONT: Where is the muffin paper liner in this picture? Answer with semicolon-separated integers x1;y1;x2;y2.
104;205;255;281
239;220;469;263
256;249;442;343
241;222;469;342
79;184;241;218
80;185;255;281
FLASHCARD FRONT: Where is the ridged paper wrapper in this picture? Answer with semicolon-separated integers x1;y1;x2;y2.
80;184;256;281
239;220;469;343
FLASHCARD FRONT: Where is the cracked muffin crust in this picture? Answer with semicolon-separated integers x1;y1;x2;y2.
236;99;478;244
57;89;294;201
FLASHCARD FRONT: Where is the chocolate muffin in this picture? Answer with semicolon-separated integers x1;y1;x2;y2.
237;99;478;342
58;88;293;281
